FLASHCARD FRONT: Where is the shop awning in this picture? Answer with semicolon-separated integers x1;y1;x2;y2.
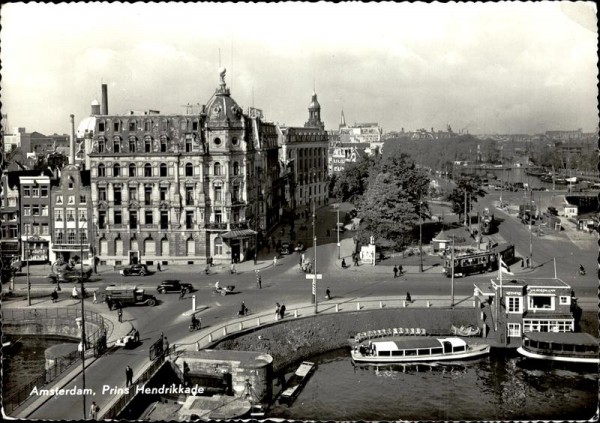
221;229;257;239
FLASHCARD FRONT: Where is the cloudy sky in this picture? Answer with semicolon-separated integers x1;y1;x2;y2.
1;2;598;136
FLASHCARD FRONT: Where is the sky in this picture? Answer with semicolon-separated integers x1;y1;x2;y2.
1;2;598;136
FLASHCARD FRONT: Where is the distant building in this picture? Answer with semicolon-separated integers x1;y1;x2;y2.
328;141;371;176
279;92;329;211
18;173;54;263
3;127;69;156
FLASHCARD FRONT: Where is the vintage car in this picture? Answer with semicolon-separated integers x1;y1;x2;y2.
157;280;194;294
120;264;150;277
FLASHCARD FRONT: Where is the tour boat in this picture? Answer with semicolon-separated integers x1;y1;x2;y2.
517;332;599;365
279;361;316;405
351;336;490;363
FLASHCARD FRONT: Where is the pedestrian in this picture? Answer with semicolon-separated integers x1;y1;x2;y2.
157;262;161;272
257;275;262;289
179;287;185;301
51;288;58;303
521;257;525;268
341;258;346;269
125;365;133;387
240;301;248;316
393;266;398;278
273;256;278;267
93;290;98;304
526;257;530;268
72;286;79;299
163;336;169;353
406;292;412;303
325;287;331;300
89;401;99;419
106;296;113;311
134;328;140;343
279;303;286;320
117;306;123;323
326;229;331;237
275;303;280;320
399;265;403;275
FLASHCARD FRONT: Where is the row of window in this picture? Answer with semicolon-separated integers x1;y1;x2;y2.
98;161;243;178
98;119;200;133
23;205;49;216
54;209;87;221
97;209;237;230
55;195;87;205
98;236;225;256
98;184;243;205
22;187;49;197
506;295;570;313
22;223;50;236
55;230;88;244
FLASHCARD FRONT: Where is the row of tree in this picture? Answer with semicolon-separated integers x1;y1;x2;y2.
329;149;487;251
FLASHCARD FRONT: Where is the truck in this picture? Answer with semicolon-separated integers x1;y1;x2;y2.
104;285;157;307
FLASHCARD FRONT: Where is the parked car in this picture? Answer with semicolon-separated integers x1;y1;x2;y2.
120;264;150;277
157;280;194;294
48;265;93;284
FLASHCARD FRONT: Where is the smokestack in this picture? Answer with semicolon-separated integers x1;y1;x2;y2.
70;114;76;165
101;84;108;115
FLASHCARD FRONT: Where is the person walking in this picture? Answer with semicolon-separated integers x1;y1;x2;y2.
179;286;186;301
117;306;123;323
406;292;412;303
393;266;398;278
399;265;403;275
93;290;98;304
275;303;280;320
157;262;161;272
273;255;278;267
240;301;248;316
51;288;58;303
125;365;133;387
325;287;331;300
341;258;346;269
106;296;113;311
279;303;286;320
89;401;99;419
257;275;262;289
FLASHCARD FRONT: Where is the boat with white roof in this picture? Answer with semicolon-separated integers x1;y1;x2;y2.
351;336;490;363
517;332;599;365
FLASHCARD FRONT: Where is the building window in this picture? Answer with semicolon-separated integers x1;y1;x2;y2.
114;186;122;205
32;188;39;197
114;210;122;225
559;296;570;305
161;120;168;131
98;137;105;153
231;136;238;146
507;297;522;313
129;163;136;177
145;136;152;152
56;230;64;244
185;135;193;152
31;205;40;216
55;209;63;221
23;188;31;197
508;323;521;337
98;211;106;229
129;211;138;229
215;210;222;223
113;137;120;152
233;162;240;175
232;184;240;202
144;120;151;131
160;186;168;201
23;206;31;216
113;163;121;177
80;231;87;243
145;210;153;225
41;187;48;197
214;237;223;255
129;121;136;131
98;122;105;132
114;121;121;132
78;210;86;222
192;121;199;131
67;230;76;244
180;119;188;130
80;195;87;204
66;209;74;221
98;187;107;201
129;137;136;153
214;162;221;176
129;187;138;201
214;137;222;146
160;163;167;177
185;163;193;177
98;164;106;177
68;195;75;205
160;136;168;152
214;186;222;202
41;205;49;216
160;211;168;230
144;186;152;205
186;211;194;229
528;296;553;310
186;187;194;205
144;163;152;177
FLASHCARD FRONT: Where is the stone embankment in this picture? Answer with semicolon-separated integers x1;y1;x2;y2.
214;307;475;372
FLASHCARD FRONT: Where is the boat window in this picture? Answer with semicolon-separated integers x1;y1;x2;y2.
417;349;430;356
404;349;417;356
538;342;550;350
453;345;465;353
574;345;586;353
378;351;391;356
431;347;443;355
391;351;403;357
562;344;575;352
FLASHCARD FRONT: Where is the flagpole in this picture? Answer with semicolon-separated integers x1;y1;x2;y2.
495;252;501;332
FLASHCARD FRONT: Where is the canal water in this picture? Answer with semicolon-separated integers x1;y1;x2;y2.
269;348;598;421
2;335;77;399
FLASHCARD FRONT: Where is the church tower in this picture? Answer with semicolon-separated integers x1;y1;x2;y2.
304;91;324;130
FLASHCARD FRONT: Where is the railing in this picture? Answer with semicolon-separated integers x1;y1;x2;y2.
170;296;477;355
3;308;108;414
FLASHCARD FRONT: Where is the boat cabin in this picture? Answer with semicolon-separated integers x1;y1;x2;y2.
520;332;599;363
368;338;467;358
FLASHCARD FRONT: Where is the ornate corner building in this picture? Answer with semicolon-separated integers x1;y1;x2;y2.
83;71;283;266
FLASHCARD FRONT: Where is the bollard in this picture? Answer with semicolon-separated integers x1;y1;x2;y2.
403;301;406;308
208;333;213;343
379;301;383;309
256;317;261;326
356;302;360;310
294;310;298;318
473;300;476;308
239;323;243;331
223;327;227;336
196;341;200;351
335;304;339;312
192;295;196;312
427;301;430;308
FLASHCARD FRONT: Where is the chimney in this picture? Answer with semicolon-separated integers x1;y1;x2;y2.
101;84;108;115
70;114;76;165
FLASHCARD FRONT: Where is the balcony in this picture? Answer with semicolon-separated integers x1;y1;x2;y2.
205;222;227;231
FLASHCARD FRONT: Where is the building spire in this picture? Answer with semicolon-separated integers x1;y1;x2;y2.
340;109;346;127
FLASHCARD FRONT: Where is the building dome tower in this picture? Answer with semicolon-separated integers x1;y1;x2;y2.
305;91;324;130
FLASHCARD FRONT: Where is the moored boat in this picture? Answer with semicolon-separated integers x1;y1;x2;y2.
351;336;490;363
517;332;599;364
279;361;316;405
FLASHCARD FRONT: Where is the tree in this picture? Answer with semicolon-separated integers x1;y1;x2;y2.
331;153;378;203
357;153;430;250
446;176;487;223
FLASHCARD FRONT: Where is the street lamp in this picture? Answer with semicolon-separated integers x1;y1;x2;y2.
418;201;423;273
254;166;261;265
26;224;31;306
450;236;455;307
336;204;340;260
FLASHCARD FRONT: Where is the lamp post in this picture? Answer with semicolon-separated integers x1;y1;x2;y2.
254;166;260;265
79;225;87;420
418;201;423;273
26;225;31;306
450;236;455;307
313;196;317;313
336;204;340;260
